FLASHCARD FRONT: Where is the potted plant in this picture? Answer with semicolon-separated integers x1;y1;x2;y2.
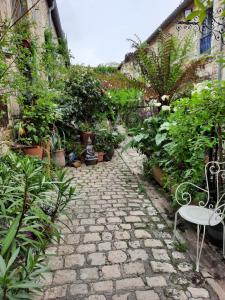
50;128;66;167
79;122;95;145
14;121;44;159
94;135;106;162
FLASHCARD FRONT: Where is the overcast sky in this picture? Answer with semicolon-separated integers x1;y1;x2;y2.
57;0;182;66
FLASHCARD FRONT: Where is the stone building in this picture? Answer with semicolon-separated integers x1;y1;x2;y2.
0;0;64;141
119;0;224;81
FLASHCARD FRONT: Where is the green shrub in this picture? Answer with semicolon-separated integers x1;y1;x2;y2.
0;153;75;298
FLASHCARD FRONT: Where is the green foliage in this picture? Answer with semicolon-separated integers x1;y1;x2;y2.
95;129;124;152
127;111;170;157
108;88;143;127
0;153;75;298
131;33;205;102
60;66;113;126
129;81;225;205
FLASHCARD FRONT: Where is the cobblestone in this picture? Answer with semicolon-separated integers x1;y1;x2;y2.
41;150;215;299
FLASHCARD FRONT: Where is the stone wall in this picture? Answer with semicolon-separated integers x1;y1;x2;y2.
0;0;60;146
121;0;224;81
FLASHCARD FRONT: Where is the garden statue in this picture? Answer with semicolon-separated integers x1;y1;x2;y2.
85;137;98;165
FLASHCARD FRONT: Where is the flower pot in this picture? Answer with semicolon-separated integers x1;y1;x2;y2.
80;132;95;145
85;158;98;166
98;152;105;162
23;145;43;159
152;166;164;187
53;149;66;167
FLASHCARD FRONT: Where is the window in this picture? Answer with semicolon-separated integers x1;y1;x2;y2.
11;0;27;21
200;8;213;54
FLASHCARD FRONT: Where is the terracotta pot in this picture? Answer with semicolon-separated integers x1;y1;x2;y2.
98;152;105;162
72;160;81;168
152;166;164;187
80;132;95;145
53;149;66;167
23;146;43;159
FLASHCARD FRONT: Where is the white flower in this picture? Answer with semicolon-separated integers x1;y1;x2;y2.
161;105;170;111
153;102;162;107
173;107;177;112
161;95;170;102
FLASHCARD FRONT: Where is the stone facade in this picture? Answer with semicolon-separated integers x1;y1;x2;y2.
120;0;224;81
0;0;63;139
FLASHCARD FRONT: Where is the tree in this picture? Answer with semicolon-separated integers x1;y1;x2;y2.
130;33;207;105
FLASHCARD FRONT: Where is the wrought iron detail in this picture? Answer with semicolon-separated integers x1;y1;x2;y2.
176;7;225;45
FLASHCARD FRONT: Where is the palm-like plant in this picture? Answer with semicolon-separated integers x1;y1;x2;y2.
130;33;207;104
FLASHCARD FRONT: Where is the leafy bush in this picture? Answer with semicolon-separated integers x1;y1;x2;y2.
60;66;113;127
0;153;75;298
108;88;143;128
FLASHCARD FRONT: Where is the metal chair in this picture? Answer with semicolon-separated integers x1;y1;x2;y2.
173;161;225;272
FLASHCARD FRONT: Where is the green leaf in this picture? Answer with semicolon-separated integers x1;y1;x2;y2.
0;255;7;276
6;248;20;271
1;214;21;257
155;133;167;146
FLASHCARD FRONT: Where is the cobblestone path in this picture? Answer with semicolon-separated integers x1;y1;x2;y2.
40;152;216;300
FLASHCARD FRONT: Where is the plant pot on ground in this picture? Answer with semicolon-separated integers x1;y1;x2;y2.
22;145;43;159
51;128;66;167
79;122;95;145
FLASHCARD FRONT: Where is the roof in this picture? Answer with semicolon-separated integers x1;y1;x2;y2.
146;0;193;44
46;0;64;39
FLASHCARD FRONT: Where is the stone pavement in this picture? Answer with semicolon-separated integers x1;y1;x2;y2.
39;151;217;300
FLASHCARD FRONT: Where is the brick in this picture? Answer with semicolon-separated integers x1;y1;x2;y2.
115;231;130;240
87;252;106;265
102;232;113;241
151;261;176;273
125;216;141;223
102;265;121;279
114;241;127;250
116;277;144;290
89;225;105;232
128;249;148;261
48;256;63;271
88;296;106;300
81;218;95;225
98;242;111;251
80;267;99;280
44;285;67;299
152;249;170;261
70;284;88;295
136;290;160;300
76;244;96;253
107;217;122;223
83;233;101;243
108;250;127;263
128;241;140;248
58;245;74;255
144;239;163;248
65;233;80;244
97;217;106;224
146;276;167;287
134;229;151;239
123;261;145;275
53;269;76;285
130;211;145;216
65;254;85;268
92;280;113;293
